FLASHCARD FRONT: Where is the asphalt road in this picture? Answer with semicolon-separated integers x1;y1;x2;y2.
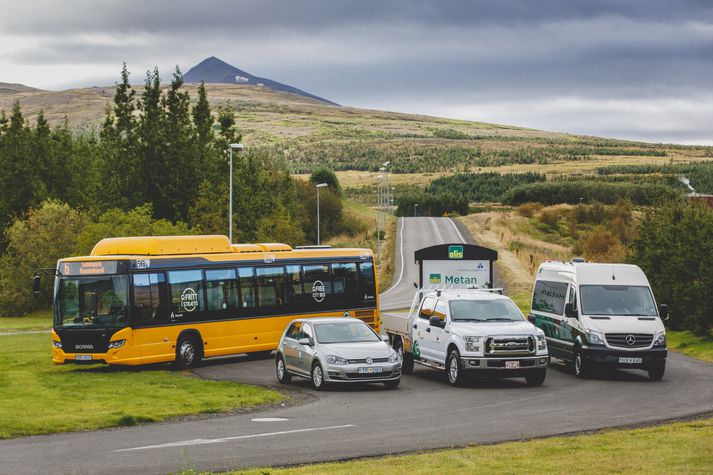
1;217;711;474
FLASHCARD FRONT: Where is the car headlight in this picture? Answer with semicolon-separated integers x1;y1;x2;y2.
326;355;349;365
586;330;605;346
654;331;666;347
536;334;547;350
463;336;482;352
388;351;400;363
108;339;126;349
52;340;62;349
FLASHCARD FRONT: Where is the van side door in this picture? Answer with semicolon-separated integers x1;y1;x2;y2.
531;280;570;360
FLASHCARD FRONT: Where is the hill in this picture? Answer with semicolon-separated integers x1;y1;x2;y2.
184;56;337;105
0;82;41;94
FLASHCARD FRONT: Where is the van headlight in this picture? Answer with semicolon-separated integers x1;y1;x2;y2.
464;336;482;352
326;355;349;365
654;331;666;347
585;330;605;346
536;334;547;350
388;351;400;363
108;339;126;349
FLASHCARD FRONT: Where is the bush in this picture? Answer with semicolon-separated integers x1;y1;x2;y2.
503;181;680;206
582;228;625;262
538;209;561;229
516;202;543;218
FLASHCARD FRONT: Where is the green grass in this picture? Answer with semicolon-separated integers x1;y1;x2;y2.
0;333;284;438
510;292;532;316
231;417;713;474
667;331;713;364
0;309;52;332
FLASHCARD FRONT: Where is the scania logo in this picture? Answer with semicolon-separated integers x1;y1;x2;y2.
365;357;373;365
75;344;94;350
625;335;636;346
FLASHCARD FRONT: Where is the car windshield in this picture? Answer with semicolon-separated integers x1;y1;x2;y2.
55;275;130;328
580;285;657;316
314;321;381;344
449;299;525;322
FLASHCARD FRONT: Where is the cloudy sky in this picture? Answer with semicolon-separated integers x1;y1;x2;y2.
1;0;711;144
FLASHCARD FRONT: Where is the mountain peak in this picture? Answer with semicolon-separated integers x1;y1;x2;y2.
183;56;337;106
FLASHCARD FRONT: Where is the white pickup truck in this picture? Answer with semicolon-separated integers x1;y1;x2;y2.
382;287;549;386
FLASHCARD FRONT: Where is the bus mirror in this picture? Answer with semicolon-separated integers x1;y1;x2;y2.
658;304;669;321
32;275;41;296
564;303;578;320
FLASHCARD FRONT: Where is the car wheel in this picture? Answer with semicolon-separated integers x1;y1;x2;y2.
275;354;291;384
446;349;465;386
311;361;328;390
383;378;400;389
525;369;547;386
174;335;201;370
574;348;591;378
647;361;665;381
394;338;414;374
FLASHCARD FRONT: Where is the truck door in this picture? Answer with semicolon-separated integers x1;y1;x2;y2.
421;299;448;364
412;297;436;361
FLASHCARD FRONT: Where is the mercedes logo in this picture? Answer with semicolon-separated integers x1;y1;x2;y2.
365;357;373;365
625;335;636;346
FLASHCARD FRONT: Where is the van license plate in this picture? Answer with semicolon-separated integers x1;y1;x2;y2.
618;357;642;364
505;361;520;369
358;367;383;374
75;355;92;361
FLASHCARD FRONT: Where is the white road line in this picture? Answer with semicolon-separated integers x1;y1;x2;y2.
114;424;356;453
448;217;466;243
251;417;289;422
380;218;405;296
430;217;445;243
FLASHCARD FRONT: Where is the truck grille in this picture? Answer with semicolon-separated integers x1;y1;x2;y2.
605;333;653;349
484;336;535;356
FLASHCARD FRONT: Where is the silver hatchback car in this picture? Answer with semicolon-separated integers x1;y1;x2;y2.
276;318;402;390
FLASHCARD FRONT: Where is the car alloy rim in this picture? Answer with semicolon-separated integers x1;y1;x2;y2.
449;357;458;382
313;366;323;386
277;359;284;379
181;341;194;365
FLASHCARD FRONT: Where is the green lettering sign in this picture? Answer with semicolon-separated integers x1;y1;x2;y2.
448;245;464;259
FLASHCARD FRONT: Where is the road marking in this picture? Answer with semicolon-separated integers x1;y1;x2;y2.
380;217;405;296
114;424;356;453
448;218;466;243
430;217;445;243
251;417;289;422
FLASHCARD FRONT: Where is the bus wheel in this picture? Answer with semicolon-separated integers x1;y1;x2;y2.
175;335;202;370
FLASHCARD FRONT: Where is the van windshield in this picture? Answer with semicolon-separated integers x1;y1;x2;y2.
450;299;525;322
580;285;657;316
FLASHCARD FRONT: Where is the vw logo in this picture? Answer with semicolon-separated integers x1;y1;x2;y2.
625;335;636;346
365;357;373;365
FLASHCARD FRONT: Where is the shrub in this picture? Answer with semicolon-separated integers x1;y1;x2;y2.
517;202;543;218
582;228;624;262
503;181;680;206
538;209;561;229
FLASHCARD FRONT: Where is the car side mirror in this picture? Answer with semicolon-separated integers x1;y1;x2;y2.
298;337;312;346
429;315;445;328
658;304;669;321
527;314;537;325
564;303;578;319
32;275;41;296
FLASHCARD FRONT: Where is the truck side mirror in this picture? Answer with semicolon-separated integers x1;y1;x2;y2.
32;275;41;296
564;303;578;319
429;315;445;328
658;304;669;321
528;314;537;325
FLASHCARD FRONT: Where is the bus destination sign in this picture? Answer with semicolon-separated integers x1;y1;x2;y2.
60;261;123;276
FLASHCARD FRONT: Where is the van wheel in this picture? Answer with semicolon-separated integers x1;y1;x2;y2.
175;335;202;370
525;369;547;386
383;379;400;389
393;338;414;374
648;361;665;381
311;362;328;390
574;349;591;378
446;349;465;386
275;354;291;384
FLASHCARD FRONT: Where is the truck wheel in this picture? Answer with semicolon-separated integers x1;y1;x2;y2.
275;354;291;384
574;348;591;378
647;361;665;381
525;369;547;386
174;334;202;370
393;338;414;374
446;349;465;386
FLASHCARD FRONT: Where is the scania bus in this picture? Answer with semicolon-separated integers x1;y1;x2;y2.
37;235;379;368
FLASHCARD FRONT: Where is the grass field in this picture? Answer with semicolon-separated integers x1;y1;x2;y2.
0;333;283;438
0;309;52;332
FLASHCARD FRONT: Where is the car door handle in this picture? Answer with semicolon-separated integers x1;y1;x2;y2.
413;324;418;329
426;327;431;333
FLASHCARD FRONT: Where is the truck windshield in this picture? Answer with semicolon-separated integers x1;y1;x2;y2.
580;285;657;316
314;321;381;344
450;300;524;322
55;275;130;329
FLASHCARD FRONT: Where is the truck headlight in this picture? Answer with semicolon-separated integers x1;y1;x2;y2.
536;334;547;350
654;331;666;347
52;340;62;349
388;351;400;363
585;330;605;346
108;339;126;349
464;336;482;352
326;355;349;365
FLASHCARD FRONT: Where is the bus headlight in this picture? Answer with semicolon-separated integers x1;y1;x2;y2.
326;355;349;365
52;340;62;349
654;331;666;347
586;330;605;346
108;339;126;349
464;336;482;352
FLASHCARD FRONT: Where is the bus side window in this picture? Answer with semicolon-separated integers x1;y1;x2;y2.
205;269;239;314
332;262;359;306
303;264;333;307
358;262;376;302
167;270;204;319
238;267;256;310
256;266;286;308
286;265;305;305
132;273;168;325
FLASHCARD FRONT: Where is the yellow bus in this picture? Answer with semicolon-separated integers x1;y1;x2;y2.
42;235;379;368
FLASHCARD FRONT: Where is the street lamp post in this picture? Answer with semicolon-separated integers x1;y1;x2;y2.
227;143;244;243
316;183;328;245
414;203;418;217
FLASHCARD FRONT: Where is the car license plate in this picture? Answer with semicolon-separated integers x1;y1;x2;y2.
618;357;642;364
75;355;92;361
505;361;520;369
358;366;383;374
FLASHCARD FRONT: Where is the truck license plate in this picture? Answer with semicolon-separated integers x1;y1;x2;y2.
358;367;383;374
618;357;642;364
75;355;92;361
505;361;520;369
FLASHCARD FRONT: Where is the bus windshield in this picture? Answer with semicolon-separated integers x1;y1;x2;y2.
55;275;130;328
580;285;657;316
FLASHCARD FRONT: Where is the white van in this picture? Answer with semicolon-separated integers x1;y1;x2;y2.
529;261;668;381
